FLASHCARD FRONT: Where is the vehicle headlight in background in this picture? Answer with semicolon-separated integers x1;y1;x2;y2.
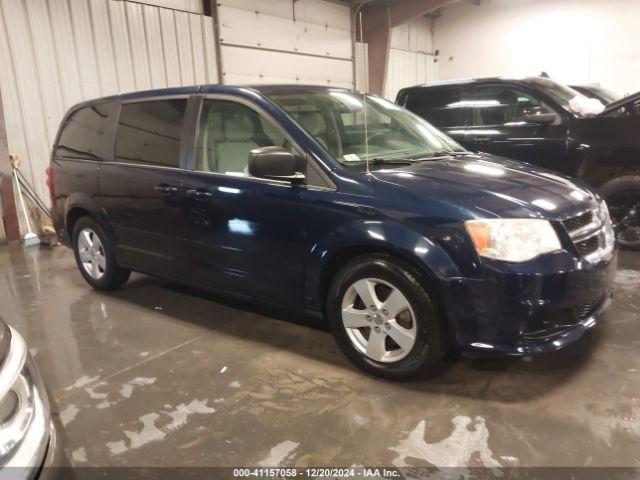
465;218;562;263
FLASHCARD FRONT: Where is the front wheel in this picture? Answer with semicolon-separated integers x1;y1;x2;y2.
327;255;446;380
600;175;640;251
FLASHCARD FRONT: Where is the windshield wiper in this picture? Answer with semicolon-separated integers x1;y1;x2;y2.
409;150;475;161
367;157;414;165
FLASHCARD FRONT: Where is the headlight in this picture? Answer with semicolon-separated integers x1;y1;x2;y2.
599;200;616;252
465;218;562;262
0;326;50;469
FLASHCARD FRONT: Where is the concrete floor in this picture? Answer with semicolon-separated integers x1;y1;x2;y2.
0;244;639;470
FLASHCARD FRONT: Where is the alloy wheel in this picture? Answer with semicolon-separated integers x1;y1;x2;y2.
341;278;417;363
77;228;106;280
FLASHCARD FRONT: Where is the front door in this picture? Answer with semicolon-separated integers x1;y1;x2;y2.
181;97;307;307
463;84;569;172
98;98;190;279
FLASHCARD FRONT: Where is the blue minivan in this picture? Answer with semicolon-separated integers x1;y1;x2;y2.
49;85;617;379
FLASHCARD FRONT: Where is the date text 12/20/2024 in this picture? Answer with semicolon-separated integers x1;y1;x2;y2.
233;468;402;478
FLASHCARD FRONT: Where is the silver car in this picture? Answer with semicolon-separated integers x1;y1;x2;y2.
0;317;67;479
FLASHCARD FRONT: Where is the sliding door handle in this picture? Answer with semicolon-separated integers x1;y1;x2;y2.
186;189;213;200
155;184;179;195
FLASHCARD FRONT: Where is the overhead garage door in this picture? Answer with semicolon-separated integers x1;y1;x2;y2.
218;0;354;88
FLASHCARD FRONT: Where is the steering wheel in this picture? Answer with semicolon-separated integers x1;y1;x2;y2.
366;131;387;146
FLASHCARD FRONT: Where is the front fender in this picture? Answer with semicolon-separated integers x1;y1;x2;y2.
304;219;462;312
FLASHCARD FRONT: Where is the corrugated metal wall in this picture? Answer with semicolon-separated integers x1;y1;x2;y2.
0;0;218;208
219;0;354;88
384;17;434;100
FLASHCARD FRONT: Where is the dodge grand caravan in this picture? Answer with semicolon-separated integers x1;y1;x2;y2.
50;85;617;379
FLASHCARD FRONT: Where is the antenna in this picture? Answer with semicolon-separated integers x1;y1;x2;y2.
358;11;370;175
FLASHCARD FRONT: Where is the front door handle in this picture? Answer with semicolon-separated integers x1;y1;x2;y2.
473;137;491;142
186;189;213;200
155;184;179;196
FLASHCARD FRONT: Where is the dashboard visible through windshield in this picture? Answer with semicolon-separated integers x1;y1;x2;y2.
267;90;465;168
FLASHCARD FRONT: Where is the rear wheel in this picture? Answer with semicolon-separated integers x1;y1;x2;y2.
72;217;130;290
327;255;446;380
600;176;640;250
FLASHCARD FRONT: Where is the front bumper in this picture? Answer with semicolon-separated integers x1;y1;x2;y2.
439;250;618;356
1;326;68;480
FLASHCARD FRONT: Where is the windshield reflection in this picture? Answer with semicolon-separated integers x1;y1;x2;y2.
268;90;465;167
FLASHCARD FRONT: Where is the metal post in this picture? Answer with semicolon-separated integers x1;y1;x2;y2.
210;0;224;84
0;89;20;242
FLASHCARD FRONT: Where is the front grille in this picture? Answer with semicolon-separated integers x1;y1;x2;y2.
562;211;593;233
561;208;606;260
575;235;599;256
524;297;604;339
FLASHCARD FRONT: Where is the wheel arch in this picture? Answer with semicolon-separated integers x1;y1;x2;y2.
307;221;462;338
314;244;457;353
63;193;114;246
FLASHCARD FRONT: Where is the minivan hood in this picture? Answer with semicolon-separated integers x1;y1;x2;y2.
372;154;597;220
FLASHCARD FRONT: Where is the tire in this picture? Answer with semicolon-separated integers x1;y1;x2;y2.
72;216;130;290
599;175;640;251
326;254;446;380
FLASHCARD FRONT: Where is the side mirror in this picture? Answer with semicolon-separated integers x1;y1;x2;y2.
522;112;558;125
248;146;305;183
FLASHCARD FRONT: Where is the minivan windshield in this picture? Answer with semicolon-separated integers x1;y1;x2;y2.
267;90;466;166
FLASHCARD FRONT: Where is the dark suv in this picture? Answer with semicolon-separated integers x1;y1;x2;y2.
50;85;616;379
397;77;640;249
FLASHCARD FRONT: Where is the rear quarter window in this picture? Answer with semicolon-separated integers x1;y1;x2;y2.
56;103;112;160
114;99;187;168
404;87;464;128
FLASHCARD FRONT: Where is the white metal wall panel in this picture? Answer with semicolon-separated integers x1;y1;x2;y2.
384;17;434;100
175;10;196;85
390;17;431;53
70;0;103;99
108;0;137;93
127;0;203;14
222;46;353;89
25;0;67;147
127;2;153;90
0;0;218;209
0;0;51;194
219;5;351;59
90;0;121;96
219;0;354;87
190;14;208;84
159;7;182;86
144;5;168;89
220;0;350;29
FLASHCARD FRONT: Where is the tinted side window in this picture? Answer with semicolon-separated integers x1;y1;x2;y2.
115;99;187;168
469;86;547;126
404;87;464;127
56;104;111;160
196;100;288;176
